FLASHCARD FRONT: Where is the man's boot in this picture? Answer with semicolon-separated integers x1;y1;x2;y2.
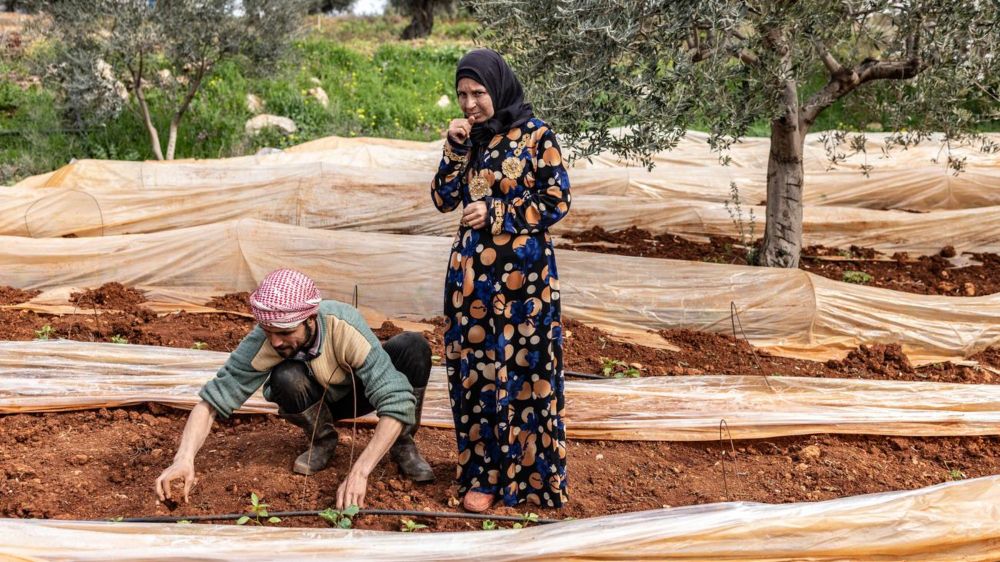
280;400;339;476
390;386;435;482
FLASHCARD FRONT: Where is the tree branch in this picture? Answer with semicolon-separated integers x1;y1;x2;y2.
690;26;760;66
857;57;925;83
166;58;207;160
812;37;846;77
130;52;164;161
801;57;925;128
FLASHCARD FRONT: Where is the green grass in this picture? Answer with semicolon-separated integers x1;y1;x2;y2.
1;18;469;185
1;15;997;186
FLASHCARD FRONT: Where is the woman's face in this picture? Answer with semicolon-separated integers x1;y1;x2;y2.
457;77;494;124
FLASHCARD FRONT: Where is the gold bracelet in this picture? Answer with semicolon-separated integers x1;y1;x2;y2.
443;141;469;164
491;199;504;236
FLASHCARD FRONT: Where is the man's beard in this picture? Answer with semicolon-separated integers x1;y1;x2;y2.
275;321;313;359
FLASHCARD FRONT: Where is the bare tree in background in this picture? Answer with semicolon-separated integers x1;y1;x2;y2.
476;1;1000;267
41;0;307;160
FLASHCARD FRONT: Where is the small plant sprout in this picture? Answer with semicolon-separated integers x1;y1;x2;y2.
600;357;641;378
34;325;55;340
512;512;540;529
399;518;427;532
949;469;967;480
177;519;193;524
723;182;758;264
481;519;498;531
319;504;359;529
842;271;874;285
108;516;125;523
191;341;208;350
110;334;128;344
236;492;281;526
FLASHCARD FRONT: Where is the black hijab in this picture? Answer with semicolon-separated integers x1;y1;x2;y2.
455;48;534;148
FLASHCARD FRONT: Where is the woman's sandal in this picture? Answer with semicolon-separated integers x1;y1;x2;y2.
462;490;496;513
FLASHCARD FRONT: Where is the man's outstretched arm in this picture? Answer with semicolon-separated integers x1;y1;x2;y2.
336;415;403;509
154;400;217;503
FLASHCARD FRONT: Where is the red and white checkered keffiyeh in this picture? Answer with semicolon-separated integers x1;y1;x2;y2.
249;269;322;329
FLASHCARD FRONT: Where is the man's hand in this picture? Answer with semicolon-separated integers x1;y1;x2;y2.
155;459;197;503
447;118;472;144
462;201;487;229
337;467;369;509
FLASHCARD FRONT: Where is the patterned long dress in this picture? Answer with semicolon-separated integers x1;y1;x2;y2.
431;117;571;507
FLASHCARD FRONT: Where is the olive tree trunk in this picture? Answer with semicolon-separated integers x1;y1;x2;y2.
401;0;434;39
759;120;805;268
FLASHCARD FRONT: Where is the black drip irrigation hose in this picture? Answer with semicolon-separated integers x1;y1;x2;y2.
114;509;561;525
564;369;605;380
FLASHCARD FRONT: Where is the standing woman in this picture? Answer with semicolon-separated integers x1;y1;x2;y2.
431;48;571;512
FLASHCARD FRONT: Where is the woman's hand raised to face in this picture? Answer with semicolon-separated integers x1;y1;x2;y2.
448;118;473;144
461;201;488;229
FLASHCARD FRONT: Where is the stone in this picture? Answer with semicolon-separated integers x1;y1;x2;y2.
7;464;35;479
245;93;265;114
800;444;821;460
245;114;297;136
436;94;451;108
936;281;957;293
307;86;329;108
964;282;977;296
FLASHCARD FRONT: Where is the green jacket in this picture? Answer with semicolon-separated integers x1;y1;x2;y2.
199;300;415;425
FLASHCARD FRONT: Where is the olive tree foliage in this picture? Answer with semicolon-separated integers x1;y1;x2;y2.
476;1;1000;267
40;0;307;160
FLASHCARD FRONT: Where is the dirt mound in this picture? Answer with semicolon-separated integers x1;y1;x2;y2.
560;227;1000;296
1;290;996;384
825;344;914;376
373;321;404;341
0;286;40;306
204;292;251;314
562;226;752;264
1;406;997;531
70;283;147;311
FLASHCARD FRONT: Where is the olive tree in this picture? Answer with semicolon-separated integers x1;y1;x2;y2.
476;1;1000;267
41;0;306;160
391;0;459;39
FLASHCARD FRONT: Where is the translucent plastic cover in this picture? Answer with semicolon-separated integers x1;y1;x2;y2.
1;220;998;363
1;476;998;561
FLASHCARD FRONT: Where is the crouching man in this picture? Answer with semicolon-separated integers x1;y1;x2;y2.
154;268;434;509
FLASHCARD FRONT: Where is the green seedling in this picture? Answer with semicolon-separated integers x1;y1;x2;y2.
177;519;193;524
481;519;498;531
949;469;967;480
108;516;124;523
110;334;128;344
842;271;873;285
319;504;359;529
236;492;281;525
512;512;540;529
600;357;641;378
34;325;55;340
399;518;427;532
191;341;208;350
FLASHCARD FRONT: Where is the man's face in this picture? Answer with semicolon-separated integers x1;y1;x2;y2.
262;317;314;358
